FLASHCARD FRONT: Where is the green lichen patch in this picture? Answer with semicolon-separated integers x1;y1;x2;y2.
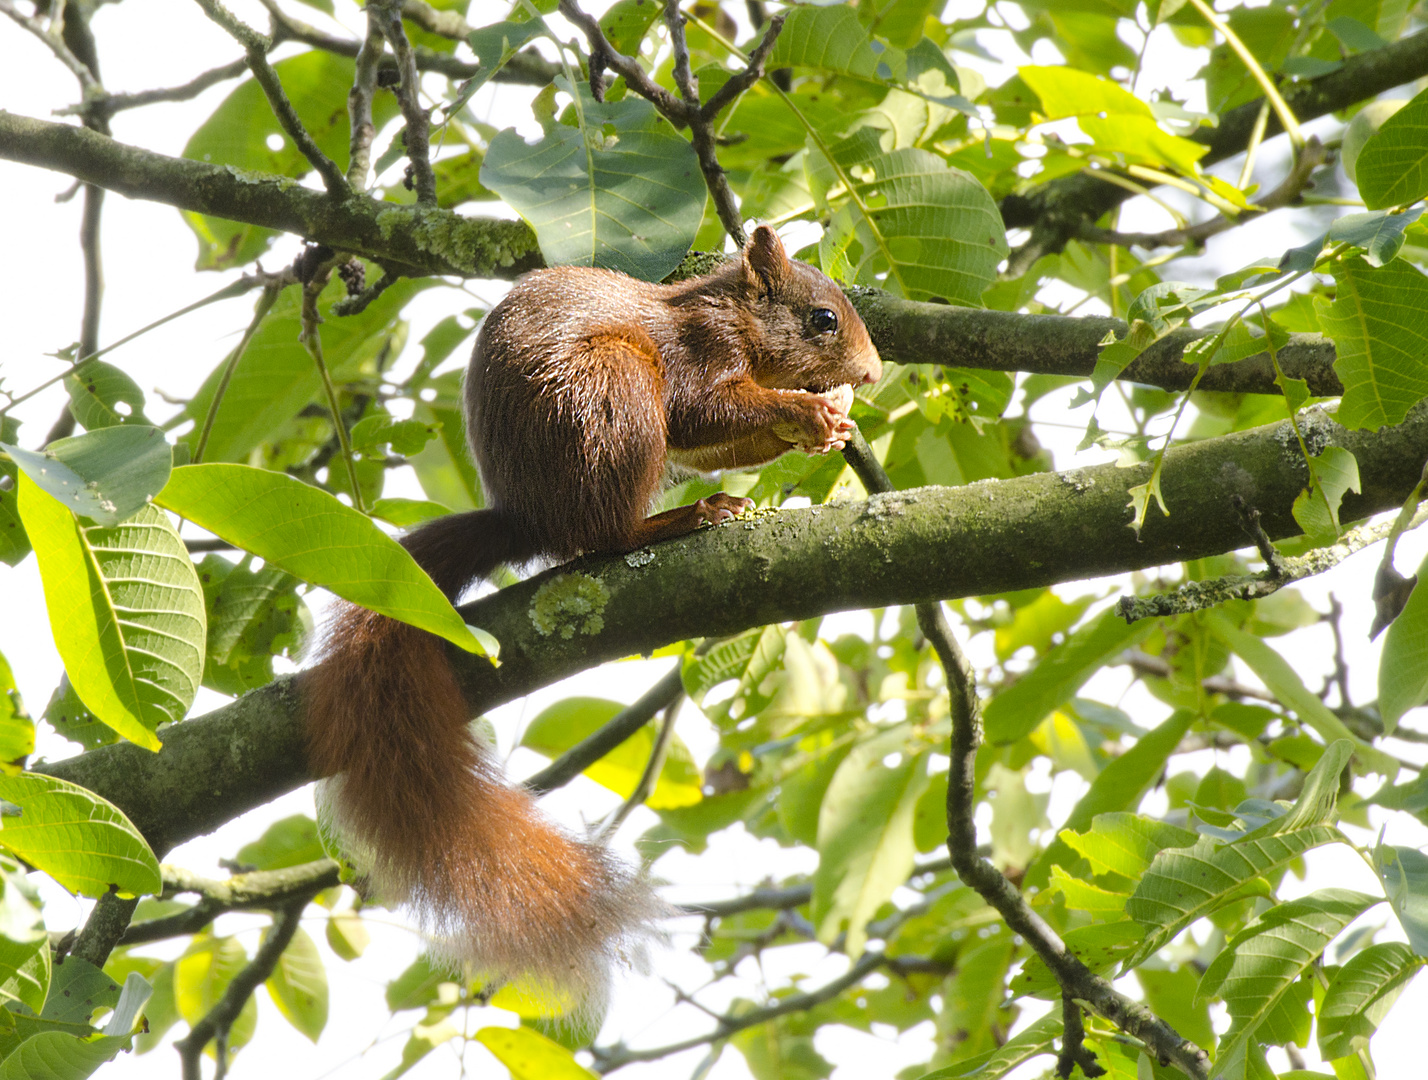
529;573;610;639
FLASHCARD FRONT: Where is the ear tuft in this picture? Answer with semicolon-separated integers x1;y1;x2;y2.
742;225;792;295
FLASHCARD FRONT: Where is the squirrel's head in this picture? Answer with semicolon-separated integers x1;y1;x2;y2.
740;225;883;394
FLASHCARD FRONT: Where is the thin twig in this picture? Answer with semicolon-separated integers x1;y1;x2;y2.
1078;138;1326;252
299;261;366;511
192;0;349;195
174;900;306;1080
1060;992;1106;1078
0;0;101;94
524;664;684;796
370;0;437;205
1121;650;1276;702
591;950;888;1072
0;271;279;423
596;695;681;839
347;11;386;190
332;268;400;316
1233;495;1290;578
193;282;284;464
1117;500;1428;624
58;58;250;122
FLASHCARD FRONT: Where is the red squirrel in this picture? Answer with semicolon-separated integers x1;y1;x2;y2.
303;226;882;1011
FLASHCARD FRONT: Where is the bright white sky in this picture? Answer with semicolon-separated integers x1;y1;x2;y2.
3;2;1428;1078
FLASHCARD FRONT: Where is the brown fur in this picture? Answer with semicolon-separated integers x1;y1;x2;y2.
303;227;882;1010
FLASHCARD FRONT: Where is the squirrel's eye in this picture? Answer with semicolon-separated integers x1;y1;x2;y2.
810;307;839;334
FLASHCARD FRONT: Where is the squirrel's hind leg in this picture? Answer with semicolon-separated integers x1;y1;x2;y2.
626;493;753;548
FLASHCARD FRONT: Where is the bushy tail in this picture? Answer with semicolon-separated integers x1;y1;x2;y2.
303;510;662;1013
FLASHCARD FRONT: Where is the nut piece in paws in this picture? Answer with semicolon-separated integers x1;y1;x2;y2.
772;383;857;453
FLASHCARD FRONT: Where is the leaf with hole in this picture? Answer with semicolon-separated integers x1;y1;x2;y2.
180;52;400;268
3;426;171;527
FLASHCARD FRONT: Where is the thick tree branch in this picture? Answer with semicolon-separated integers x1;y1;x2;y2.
1;113;1346;395
1002;29;1428;268
0;112;541;279
35;404;1428;858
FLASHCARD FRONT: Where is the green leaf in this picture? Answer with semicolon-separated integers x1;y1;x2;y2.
1318;941;1424;1060
1061;813;1198;880
520;697;702;809
325;910;369;961
1354;85;1428;210
0;773;161;898
811;725;930;955
41;676;116;752
769;5;877;77
474;1026;597;1079
0;652;34;772
265;926;327;1042
1079;114;1209;173
1378;545;1428;733
153;464;483;654
814;128;1007;305
3;426;171;527
1374;844;1428;955
180;52;400;268
1025;710;1194;889
983;609;1156;744
1203;890;1380;1076
1125;825;1346;967
41;956;120;1025
181;278;428;464
0;1032;132;1080
0;419;29;567
480;77;704;281
461;20;547;109
1293;446;1361;544
174;934;256;1052
683;626;785;728
369;498;451;527
1207;612;1394;774
914;1012;1061;1078
1326;207;1425;266
349;415;441;458
199;554;307;696
64;362;151;431
1019;65;1153;120
597;0;662;55
1317;256;1428;430
0;860;48;1014
18;477;204;749
235;815;324;871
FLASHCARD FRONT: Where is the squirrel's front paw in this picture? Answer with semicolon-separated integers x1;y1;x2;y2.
772;384;856;454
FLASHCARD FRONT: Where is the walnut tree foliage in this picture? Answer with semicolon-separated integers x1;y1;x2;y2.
6;1;1428;1079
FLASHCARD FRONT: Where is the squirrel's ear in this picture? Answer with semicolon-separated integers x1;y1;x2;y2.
743;225;792;295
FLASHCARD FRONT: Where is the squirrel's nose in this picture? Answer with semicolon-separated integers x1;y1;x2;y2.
860;348;883;384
